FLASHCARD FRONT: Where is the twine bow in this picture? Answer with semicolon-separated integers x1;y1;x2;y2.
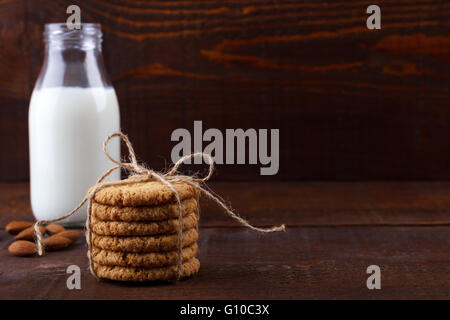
34;132;285;280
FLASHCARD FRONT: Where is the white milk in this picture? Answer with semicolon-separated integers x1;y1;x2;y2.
29;87;120;226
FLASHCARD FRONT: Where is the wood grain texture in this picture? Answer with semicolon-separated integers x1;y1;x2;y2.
1;182;449;228
0;226;448;299
0;181;448;299
0;0;449;181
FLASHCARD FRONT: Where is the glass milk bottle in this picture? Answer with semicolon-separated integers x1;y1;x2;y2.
29;23;120;226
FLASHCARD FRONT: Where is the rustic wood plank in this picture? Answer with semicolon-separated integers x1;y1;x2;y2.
0;226;448;299
1;182;449;228
0;0;449;181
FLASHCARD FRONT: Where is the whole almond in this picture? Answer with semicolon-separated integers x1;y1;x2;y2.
57;230;82;243
8;240;37;256
15;226;46;241
43;235;72;251
5;221;33;235
46;224;66;235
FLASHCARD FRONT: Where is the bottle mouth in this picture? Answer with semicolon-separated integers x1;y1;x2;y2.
44;23;102;45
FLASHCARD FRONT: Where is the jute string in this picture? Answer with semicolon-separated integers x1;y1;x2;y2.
33;132;285;280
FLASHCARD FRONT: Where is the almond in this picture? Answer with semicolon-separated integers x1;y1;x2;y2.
8;240;37;256
43;235;72;251
57;230;82;243
46;224;66;235
5;221;33;235
15;226;46;241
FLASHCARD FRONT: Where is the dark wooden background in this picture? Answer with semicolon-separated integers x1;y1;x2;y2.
0;1;449;300
0;0;449;182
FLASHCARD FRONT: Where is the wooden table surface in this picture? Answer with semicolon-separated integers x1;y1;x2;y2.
0;182;449;299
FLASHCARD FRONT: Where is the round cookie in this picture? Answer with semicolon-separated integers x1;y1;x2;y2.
93;181;200;207
91;243;198;268
90;212;198;236
90;228;199;252
92;197;198;222
93;257;200;281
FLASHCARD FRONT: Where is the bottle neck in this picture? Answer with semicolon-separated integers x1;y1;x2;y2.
35;23;111;90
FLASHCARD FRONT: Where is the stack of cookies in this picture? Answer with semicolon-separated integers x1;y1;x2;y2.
89;181;201;282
